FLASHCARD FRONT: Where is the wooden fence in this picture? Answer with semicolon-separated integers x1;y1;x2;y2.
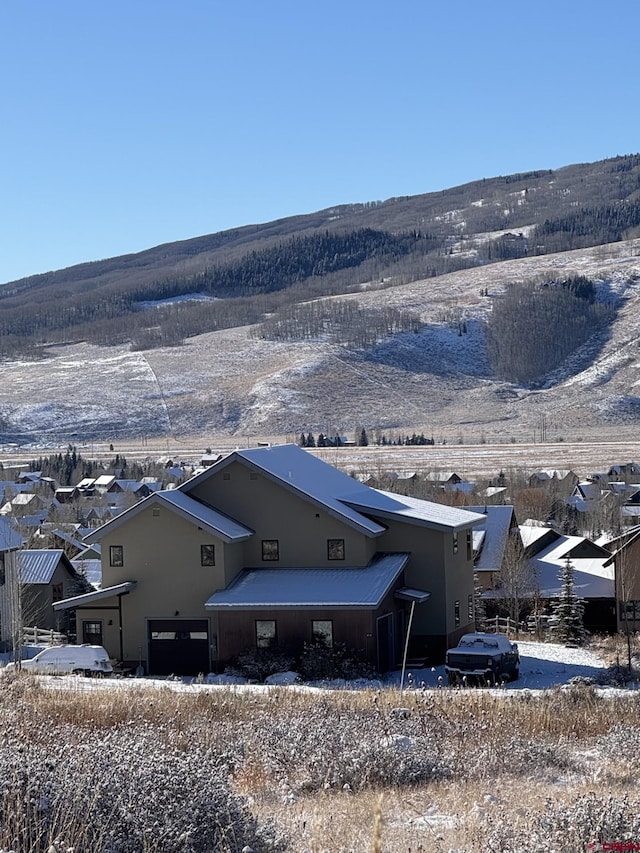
23;626;68;646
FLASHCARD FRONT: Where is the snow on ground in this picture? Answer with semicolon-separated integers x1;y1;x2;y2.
1;640;630;695
385;640;610;692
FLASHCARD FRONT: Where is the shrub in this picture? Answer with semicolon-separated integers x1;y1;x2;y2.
228;646;297;682
298;641;377;681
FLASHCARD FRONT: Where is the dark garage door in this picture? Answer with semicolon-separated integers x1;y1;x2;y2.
148;619;210;676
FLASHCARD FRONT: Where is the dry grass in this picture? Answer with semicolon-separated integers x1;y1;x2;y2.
2;673;640;851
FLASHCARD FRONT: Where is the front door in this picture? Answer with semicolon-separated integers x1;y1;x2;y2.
82;620;103;646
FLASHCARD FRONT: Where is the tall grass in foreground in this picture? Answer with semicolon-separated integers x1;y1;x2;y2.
2;673;640;850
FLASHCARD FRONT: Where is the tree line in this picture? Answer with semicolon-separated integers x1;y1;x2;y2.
485;277;615;385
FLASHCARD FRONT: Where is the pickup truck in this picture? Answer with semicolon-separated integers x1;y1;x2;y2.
445;632;520;685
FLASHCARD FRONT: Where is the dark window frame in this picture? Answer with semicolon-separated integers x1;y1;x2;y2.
312;619;334;647
256;619;277;648
327;538;345;560
261;539;280;561
200;544;215;566
109;545;124;567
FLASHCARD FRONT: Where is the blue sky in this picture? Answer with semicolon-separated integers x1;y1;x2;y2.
1;1;639;284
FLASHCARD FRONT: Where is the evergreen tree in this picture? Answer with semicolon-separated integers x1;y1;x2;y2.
306;432;316;448
548;557;588;645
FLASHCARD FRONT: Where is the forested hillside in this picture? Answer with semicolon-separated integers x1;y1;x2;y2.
3;154;640;444
2;153;640;362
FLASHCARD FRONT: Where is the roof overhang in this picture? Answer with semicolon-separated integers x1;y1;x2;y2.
394;587;431;604
53;581;137;611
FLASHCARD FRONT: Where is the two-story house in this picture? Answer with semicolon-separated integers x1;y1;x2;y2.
54;445;485;675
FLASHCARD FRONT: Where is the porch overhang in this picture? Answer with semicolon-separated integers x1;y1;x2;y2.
52;581;137;611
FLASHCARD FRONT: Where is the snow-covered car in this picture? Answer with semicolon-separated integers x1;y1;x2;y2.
4;644;113;677
445;632;520;685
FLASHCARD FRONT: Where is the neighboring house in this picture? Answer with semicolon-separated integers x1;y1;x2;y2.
528;469;578;490
469;505;522;590
608;463;640;482
566;481;610;514
425;471;463;487
0;517;25;650
55;444;485;675
0;548;92;647
1;492;46;518
489;530;615;632
602;527;640;632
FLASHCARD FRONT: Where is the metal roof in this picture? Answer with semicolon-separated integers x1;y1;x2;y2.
467;505;518;572
0;516;24;551
205;552;411;610
84;489;253;544
19;549;70;584
181;445;386;537
341;489;486;532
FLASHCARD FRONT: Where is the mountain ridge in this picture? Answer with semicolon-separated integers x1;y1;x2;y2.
2;153;640;444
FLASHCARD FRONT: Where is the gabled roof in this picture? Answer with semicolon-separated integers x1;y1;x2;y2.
205;552;412;610
182;445;386;537
467;505;518;572
19;549;74;584
84;489;253;544
182;445;485;535
496;535;614;600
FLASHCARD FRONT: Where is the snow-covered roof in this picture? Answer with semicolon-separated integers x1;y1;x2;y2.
529;536;614;599
94;475;116;487
205;552;412;610
467;505;517;572
519;524;557;550
341;489;486;533
182;445;387;537
84;489;253;544
53;581;137;611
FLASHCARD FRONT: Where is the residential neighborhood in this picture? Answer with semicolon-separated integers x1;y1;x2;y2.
1;445;640;675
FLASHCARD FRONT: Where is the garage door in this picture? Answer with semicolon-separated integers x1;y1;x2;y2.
148;619;210;676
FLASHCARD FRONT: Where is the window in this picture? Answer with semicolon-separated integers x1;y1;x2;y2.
621;601;640;620
152;508;160;517
109;545;124;567
454;600;460;627
262;540;279;561
312;620;333;647
223;472;231;481
468;594;474;622
467;530;472;560
453;533;459;554
201;544;215;566
52;583;64;602
256;620;276;648
327;538;345;560
0;565;4;586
